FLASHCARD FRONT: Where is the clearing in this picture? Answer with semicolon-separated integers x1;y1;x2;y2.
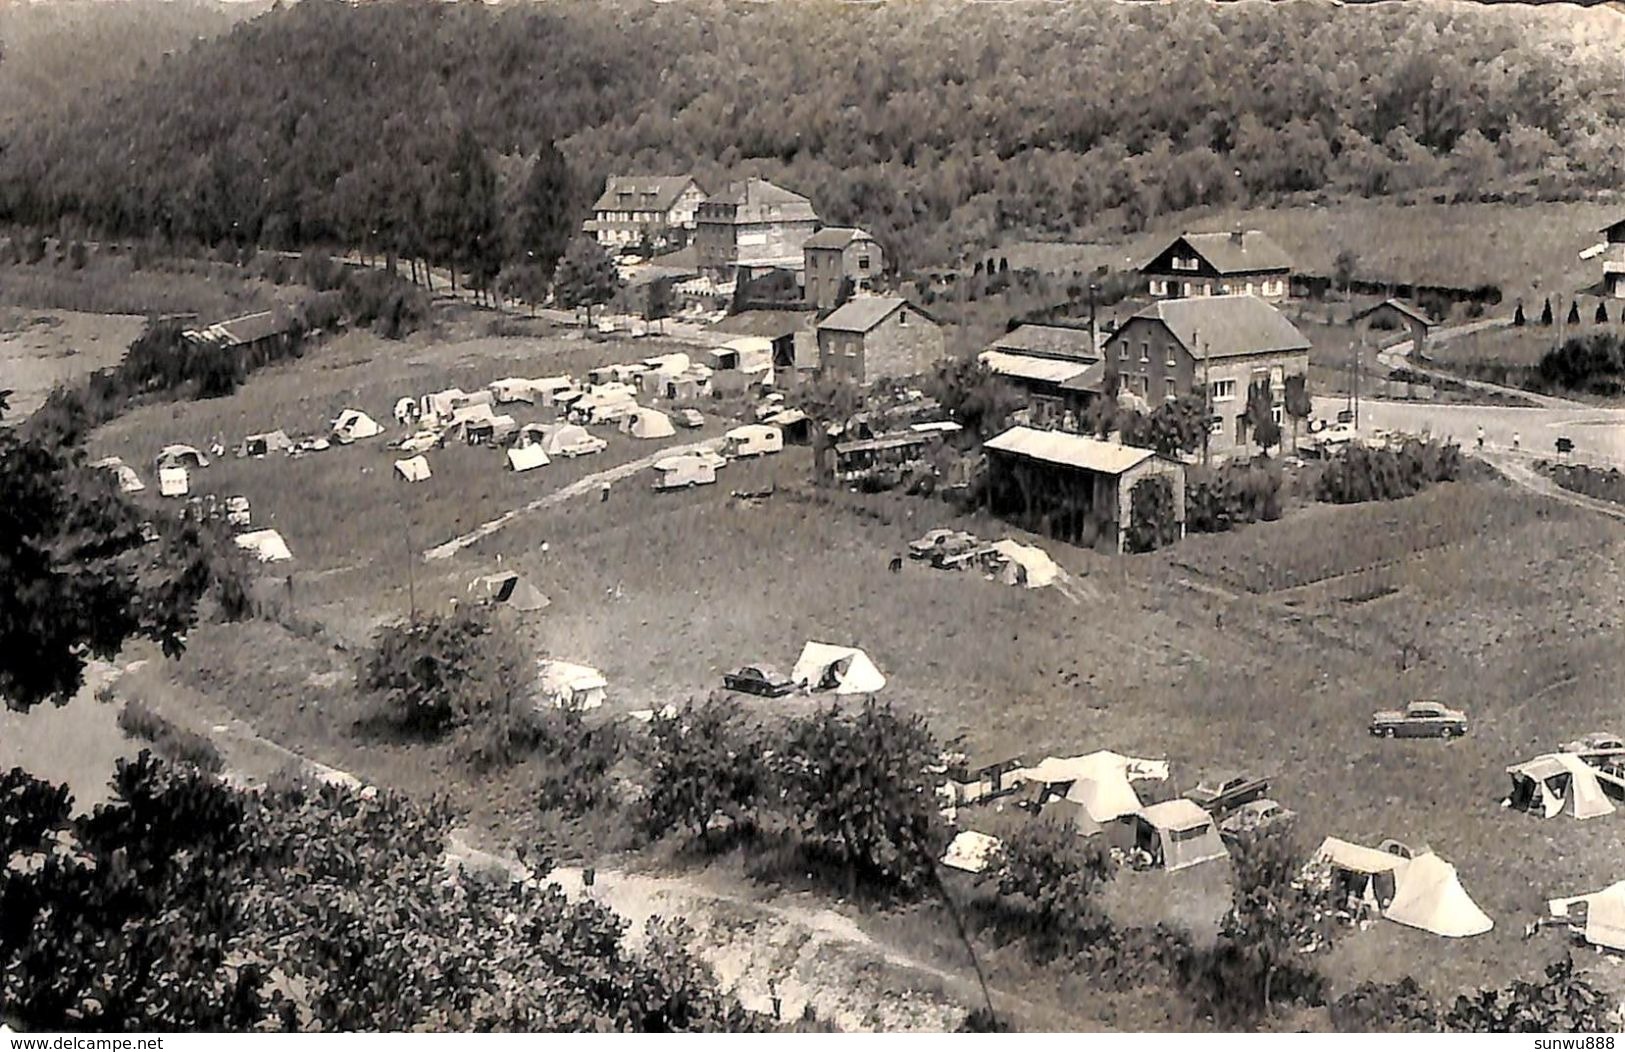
0;307;146;417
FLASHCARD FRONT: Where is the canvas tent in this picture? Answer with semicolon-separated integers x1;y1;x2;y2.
989;539;1062;589
1315;836;1409;911
422;388;469;422
468;572;549;612
394;455;432;483
239;430;293;457
1505;753;1618;820
1011;751;1168;825
1382;851;1494;938
90;456;145;494
941;831;1001;874
1549;882;1625;953
155;444;209;471
542;424;605;458
507;445;550;472
620;406;676;440
331;409;385;443
791;642;887;695
1129;799;1228;872
538;660;607;711
234;529;293;563
158;465;190;497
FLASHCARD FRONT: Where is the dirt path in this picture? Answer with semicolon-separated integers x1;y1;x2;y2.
1481;452;1625;522
422;437;725;560
1375;316;1583;409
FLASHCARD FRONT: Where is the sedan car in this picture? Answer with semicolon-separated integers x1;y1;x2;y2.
1218;799;1296;843
1370;700;1468;738
723;664;795;697
1183;774;1270;815
908;528;979;560
676;409;706;429
1560;733;1625;756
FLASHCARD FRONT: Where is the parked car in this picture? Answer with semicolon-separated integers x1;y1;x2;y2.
723;664;795;697
1218;799;1296;843
908;528;979;560
1183;774;1270;815
1370;700;1468;738
676;408;705;429
550;430;608;458
1560;733;1625;760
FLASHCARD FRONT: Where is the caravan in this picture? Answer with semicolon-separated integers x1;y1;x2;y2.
651;454;718;491
722;424;784;459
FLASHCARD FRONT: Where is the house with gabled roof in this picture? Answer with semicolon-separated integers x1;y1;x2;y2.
584;176;708;252
1106;294;1311;455
979;321;1107;429
815;296;945;385
695;178;820;284
1141;229;1293;300
804;227;884;309
1600;217;1625;300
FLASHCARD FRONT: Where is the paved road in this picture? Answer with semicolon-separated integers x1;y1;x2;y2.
1313;396;1625;468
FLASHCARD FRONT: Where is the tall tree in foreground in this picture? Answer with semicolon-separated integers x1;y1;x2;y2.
510;141;577;306
1243;380;1281;454
1282;374;1313;452
552;236;623;325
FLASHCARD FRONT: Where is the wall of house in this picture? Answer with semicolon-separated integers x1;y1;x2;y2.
806;240;884;310
1113;458;1187;553
1146;273;1289;299
1203;351;1310;455
1106;318;1196;405
859;306;946;384
736;219;819;267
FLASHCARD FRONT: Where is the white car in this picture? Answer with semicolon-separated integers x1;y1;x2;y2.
676;409;705;429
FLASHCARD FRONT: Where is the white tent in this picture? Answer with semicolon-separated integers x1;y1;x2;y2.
942;830;1001;874
469;572;549;612
238;430;293;457
394;455;432;483
90;456;145;494
234;528;293;563
1131;799;1229;872
538;660;607;711
507;445;550;473
989;539;1062;589
1505;753;1617;820
155;444;209;471
423;388;468;420
1011;751;1166;824
331;409;384;443
1382;851;1494;938
158;465;190;497
1549;881;1625;952
393;396;419;426
791;642;886;695
620;406;676;440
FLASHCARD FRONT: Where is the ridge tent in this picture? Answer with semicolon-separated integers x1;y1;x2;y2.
1549;881;1625;952
1382;851;1494;938
507;445;550;472
941;831;1001;874
469;572;549;612
157;465;190;497
989;539;1062;589
90;456;145;494
238;430;293;458
331;409;384;443
234;528;293;563
538;660;607;711
1129;799;1229;872
394;455;432;483
1315;836;1409;911
620;406;676;440
1011;751;1168;824
1505;753;1617;820
155;444;209;471
791;642;886;695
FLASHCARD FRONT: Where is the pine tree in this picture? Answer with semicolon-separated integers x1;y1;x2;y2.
1567;299;1581;326
511;141;576;307
1540;297;1554;326
1514;302;1526;327
1597;301;1610;325
552;236;622;324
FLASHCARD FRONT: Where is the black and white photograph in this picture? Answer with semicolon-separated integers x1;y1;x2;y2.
3;0;1625;1035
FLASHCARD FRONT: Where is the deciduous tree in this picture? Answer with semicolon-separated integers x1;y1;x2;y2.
552;236;622;325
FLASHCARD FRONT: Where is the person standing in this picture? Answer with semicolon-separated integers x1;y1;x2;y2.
1476;425;1485;451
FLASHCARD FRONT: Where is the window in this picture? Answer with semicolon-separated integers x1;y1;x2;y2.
1209;415;1224;435
1210;379;1237;401
1149;279;1165;296
858;256;871;271
1166;353;1178;369
1271;406;1283;425
898;310;909;327
1140;342;1150;363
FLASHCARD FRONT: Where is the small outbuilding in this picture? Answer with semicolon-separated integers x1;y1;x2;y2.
1128;799;1229;872
394;455;432;483
1354;298;1436;359
791;642;886;695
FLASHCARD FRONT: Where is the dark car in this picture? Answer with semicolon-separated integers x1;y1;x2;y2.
723;664;795;697
1183;774;1270;816
1370;700;1467;738
908;528;979;561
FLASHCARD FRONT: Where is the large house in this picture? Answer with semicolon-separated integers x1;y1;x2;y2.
694;178;820;284
584;176;707;252
1105;294;1311;455
978;322;1106;428
816;296;945;385
1141;230;1293;301
1601;218;1625;300
804;227;884;309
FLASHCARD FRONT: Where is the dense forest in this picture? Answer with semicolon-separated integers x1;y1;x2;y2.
1;0;1621;278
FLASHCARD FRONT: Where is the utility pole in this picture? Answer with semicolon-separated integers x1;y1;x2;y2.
1354;328;1363;431
1199;329;1211;467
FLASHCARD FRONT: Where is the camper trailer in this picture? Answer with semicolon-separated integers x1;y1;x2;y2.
722;424;784;460
651;455;718;491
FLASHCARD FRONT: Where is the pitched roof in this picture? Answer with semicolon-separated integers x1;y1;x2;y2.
704;179;818;223
979;349;1093;386
984;426;1162;475
818;296;927;334
990;322;1101;362
592;176;701;214
711;309;813;340
1148;230;1293;275
804;227;875;251
1125;294;1311;360
1137;798;1213;831
186;309;296;348
1354;298;1436;328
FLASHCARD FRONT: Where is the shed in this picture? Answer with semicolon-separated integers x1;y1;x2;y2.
1130;799;1228;872
394;455;432;483
1354;298;1436;358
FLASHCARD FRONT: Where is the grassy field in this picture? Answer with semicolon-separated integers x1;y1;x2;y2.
0;307;146;416
1427;319;1625;369
0;254;293;320
72;303;1625;1025
1003;200;1618;312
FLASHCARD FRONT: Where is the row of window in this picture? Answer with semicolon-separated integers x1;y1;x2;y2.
1147;278;1287;297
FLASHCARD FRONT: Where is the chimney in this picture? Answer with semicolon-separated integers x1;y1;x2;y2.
1230;228;1245;246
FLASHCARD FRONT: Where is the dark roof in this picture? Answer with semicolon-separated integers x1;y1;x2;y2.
1059;360;1108;394
1146;230;1293;275
804;227;875;251
818;296;935;334
990;322;1101;362
592;176;702;214
1354;298;1436;328
706;178;811;209
710;309;813;340
1123;295;1311;360
186;309;296;348
1604;217;1625;240
835;431;934;456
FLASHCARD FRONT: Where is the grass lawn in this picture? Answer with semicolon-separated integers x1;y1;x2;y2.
1427;320;1625;369
0;306;146;416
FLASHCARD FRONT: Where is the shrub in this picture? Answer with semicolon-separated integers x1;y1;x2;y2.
1535;332;1625;394
359;609;525;737
1315;440;1461;504
68;241;89;270
23;232;46;264
117;700;225;774
532;708;628;816
978;817;1115;957
1126;474;1179;553
1331;977;1441;1032
1185;459;1282;532
643;698;770;844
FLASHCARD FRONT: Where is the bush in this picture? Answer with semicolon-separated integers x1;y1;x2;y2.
359;609;525;737
532;708;628;816
643;698;769;844
117;700;225;774
1535;332;1625;394
1186;459;1282;532
1331;978;1441;1032
68;240;89;270
1126;474;1179;553
978;818;1115;957
1315;440;1461;504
